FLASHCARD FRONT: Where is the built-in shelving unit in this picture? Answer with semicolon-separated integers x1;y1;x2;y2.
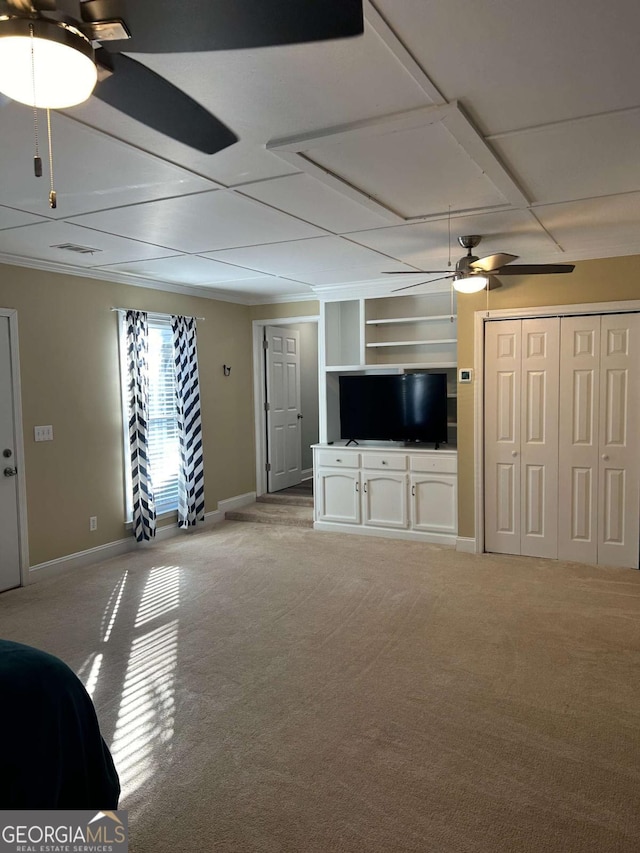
320;291;458;446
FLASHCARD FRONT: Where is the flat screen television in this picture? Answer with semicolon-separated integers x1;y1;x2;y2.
339;373;448;447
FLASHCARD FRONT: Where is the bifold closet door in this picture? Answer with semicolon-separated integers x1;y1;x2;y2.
484;317;559;557
559;314;640;568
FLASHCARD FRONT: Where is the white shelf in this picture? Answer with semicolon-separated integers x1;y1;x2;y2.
366;314;457;326
366;339;457;348
327;362;457;372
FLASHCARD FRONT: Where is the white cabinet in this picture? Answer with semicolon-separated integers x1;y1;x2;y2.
314;445;457;544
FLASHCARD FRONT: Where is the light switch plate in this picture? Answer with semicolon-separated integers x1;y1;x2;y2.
34;425;54;441
459;368;473;383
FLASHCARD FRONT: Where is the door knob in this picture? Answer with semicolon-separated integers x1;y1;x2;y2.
3;466;17;477
511;451;518;457
297;413;303;419
601;454;609;461
2;448;12;458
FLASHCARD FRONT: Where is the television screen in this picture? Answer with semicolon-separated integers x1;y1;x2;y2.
339;373;448;445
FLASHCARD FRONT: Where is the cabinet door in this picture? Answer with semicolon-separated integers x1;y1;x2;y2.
410;473;457;534
316;469;360;524
362;472;408;529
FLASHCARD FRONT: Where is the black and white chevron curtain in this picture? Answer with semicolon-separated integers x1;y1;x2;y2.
171;315;205;527
126;310;157;542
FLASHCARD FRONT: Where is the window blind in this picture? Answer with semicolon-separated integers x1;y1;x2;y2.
147;320;180;515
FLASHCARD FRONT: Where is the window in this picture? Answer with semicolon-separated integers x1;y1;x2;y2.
120;316;180;519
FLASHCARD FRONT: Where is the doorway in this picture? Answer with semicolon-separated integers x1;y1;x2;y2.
252;315;319;497
0;309;28;591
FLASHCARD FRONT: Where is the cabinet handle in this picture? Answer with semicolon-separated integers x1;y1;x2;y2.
355;482;359;492
381;460;387;465
411;484;415;496
363;482;367;493
336;458;342;463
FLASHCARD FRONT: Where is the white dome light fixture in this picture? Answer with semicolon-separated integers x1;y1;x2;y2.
452;274;489;294
0;16;97;110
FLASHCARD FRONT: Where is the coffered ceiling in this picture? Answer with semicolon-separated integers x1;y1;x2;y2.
1;0;639;304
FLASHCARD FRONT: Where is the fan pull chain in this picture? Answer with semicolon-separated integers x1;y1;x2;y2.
46;109;57;209
450;282;454;322
30;23;42;178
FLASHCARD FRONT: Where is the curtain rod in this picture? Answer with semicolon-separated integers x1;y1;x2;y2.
111;307;205;321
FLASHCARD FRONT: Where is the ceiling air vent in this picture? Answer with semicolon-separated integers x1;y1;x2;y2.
51;242;103;255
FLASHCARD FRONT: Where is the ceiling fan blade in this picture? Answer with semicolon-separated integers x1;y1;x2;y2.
392;275;454;293
86;0;364;53
493;264;575;275
3;0;56;10
470;252;518;272
92;52;237;154
383;270;452;275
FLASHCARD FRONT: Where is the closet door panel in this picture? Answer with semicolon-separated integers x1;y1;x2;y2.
520;318;560;558
484;320;522;554
597;314;640;568
558;316;600;564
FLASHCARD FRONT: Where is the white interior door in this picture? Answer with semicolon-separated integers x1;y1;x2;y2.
558;315;601;564
266;326;302;492
0;315;21;592
484;319;522;554
597;313;640;568
520;317;560;558
485;318;560;557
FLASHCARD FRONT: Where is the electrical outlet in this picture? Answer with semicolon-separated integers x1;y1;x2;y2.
89;516;97;531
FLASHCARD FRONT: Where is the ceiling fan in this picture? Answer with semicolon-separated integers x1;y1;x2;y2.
387;235;575;293
0;0;365;153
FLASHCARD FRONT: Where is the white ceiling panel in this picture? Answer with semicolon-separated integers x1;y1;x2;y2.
491;109;640;204
96;254;267;285
238;174;393;232
374;0;640;133
307;121;506;218
299;260;428;286
535;194;640;259
0;104;218;219
69;190;326;254
204;236;399;277
0;206;47;231
349;209;560;269
202;277;313;300
66;19;432;188
0;222;175;267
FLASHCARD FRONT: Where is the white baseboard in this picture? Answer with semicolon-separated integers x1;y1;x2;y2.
456;537;477;553
28;490;257;582
29;537;136;582
218;491;256;512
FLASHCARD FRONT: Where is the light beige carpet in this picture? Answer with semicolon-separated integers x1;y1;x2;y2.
1;521;639;852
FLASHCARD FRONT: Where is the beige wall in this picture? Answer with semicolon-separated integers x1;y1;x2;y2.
0;264;255;566
456;254;640;539
249;301;319;321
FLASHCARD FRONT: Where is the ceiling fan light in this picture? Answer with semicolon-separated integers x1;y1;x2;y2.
453;274;489;294
0;17;97;109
